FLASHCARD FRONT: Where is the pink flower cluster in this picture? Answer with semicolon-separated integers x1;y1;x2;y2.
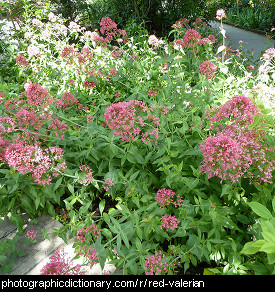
148;89;158;96
25;230;37;240
160;214;180;231
61;46;76;65
155;188;184;209
60;91;79;108
40;248;86;275
200;95;275;184
199;61;218;79
204;95;260;128
25;82;53;108
104;100;168;144
4;141;67;186
15;109;42;130
148;35;164;47
77;223;101;243
103;178;114;191
89;17;127;45
75;224;100;268
173;29;216;49
16;55;30;67
79;165;93;186
172;17;206;30
78;246;99;269
144;251;176;275
216;9;226;21
48;117;68;139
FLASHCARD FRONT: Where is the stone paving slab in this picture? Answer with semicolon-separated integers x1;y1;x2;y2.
1;214;122;275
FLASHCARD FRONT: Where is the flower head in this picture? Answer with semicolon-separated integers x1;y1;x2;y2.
199;61;217;79
160;214;180;231
216;9;226;21
144;251;178;275
40;249;86;275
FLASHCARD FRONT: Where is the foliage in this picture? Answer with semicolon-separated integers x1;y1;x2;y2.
206;0;274;33
240;198;275;275
0;0;274;275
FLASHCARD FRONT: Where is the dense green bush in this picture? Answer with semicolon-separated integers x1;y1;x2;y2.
0;1;274;275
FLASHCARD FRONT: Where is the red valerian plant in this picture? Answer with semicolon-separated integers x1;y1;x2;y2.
160;214;180;231
144;250;179;275
3;141;67;186
155;188;184;209
200;95;275;184
104;100;168;144
40;248;86;275
199;61;218;80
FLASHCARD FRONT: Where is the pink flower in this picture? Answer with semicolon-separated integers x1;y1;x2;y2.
216;9;226;21
15;109;42;130
16;55;30;67
4;142;66;186
61;46;76;64
25;230;37;240
184;29;201;44
148;35;164;47
160;214;180;231
205;95;260;127
61;91;79;108
155;188;184;208
99;17;118;44
247;65;255;71
83;80;96;89
77;223;100;243
48;117;68;138
148;89;158;96
78;246;99;269
199;61;217;79
86;114;93;123
201;95;275;184
103;178;114;191
25;82;53;108
79;165;93;186
40;249;86;275
144;251;177;275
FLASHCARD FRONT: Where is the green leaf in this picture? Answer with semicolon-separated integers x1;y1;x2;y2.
121;231;130;248
260;242;275;254
67;184;74;195
0;255;7;262
20;196;35;215
261;231;275;243
99;199;105;215
247;202;272;219
130;170;140;182
241;240;266;255
41;229;51;241
8;213;23;232
272;196;275;213
54;177;63;191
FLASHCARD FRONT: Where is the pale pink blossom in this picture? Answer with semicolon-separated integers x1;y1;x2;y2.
216;9;226;21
